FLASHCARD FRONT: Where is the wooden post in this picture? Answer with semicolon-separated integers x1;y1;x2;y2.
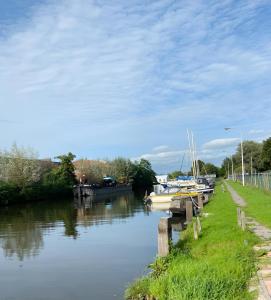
186;200;193;223
237;207;241;227
241;211;246;231
197;194;203;209
158;217;172;257
193;221;198;240
77;186;81;198
196;216;202;233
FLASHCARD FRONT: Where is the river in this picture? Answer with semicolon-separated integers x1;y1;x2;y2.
0;191;181;300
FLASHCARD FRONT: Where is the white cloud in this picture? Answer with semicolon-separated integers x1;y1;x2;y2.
0;0;271;168
152;145;171;152
203;138;240;150
248;129;264;134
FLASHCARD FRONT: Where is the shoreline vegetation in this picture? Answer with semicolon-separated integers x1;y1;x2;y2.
0;144;156;205
125;182;259;300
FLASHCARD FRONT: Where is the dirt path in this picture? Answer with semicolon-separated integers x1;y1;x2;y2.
224;181;247;207
224;181;271;300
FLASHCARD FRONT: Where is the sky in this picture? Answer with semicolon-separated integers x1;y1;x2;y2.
0;0;271;173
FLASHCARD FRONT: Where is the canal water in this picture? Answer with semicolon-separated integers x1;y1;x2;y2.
0;192;182;300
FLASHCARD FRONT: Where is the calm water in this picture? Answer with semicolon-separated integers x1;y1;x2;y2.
0;192;181;300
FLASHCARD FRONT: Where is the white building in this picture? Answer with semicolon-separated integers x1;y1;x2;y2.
155;175;168;184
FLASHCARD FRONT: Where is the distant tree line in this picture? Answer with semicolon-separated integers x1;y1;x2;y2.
0;144;157;205
73;157;156;189
168;137;271;179
221;137;271;176
0;144;77;204
168;160;220;179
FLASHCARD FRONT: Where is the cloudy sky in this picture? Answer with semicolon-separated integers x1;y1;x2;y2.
0;0;271;173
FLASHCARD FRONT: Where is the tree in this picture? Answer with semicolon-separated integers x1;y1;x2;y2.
262;137;271;170
46;152;76;186
109;158;133;183
233;140;263;173
204;163;219;176
168;170;184;179
0;143;41;188
132;159;156;188
221;157;232;177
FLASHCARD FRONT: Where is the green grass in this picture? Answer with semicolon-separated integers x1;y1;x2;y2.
228;181;271;229
125;183;259;300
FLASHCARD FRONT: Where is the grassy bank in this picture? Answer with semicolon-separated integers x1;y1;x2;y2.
125;183;259;300
228;180;271;229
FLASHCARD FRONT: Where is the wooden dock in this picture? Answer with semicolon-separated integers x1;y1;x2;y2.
169;193;210;215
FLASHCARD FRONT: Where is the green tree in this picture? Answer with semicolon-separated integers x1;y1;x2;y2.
168;170;184;179
262;137;271;170
109;158;133;183
132;159;156;188
204;163;219;176
0;143;41;188
45;152;76;186
233;141;263;173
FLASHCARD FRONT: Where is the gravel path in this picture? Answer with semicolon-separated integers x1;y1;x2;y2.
224;181;247;207
224;181;271;299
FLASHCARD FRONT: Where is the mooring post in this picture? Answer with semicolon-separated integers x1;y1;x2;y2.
193;221;198;240
197;194;203;210
241;210;246;231
186;199;193;223
158;217;172;257
196;216;202;233
77;185;81;199
237;207;241;227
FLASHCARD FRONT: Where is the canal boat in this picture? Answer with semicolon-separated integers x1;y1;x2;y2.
146;190;199;203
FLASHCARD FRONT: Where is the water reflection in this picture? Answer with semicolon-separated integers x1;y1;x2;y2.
0;192;184;300
0;191;142;261
74;192;141;227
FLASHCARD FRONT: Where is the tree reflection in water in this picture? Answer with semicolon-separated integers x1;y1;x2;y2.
0;191;145;261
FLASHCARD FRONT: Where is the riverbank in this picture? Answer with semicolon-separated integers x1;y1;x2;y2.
125;182;259;300
0;182;72;205
227;180;271;229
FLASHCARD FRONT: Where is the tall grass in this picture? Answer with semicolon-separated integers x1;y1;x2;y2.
228;180;271;229
125;183;258;300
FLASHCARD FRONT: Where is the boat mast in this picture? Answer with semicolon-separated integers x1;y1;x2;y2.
187;129;196;178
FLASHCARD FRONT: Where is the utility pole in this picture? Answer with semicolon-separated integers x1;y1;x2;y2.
250;154;253;175
240;137;245;186
231;155;234;180
227;161;230;179
224;127;245;186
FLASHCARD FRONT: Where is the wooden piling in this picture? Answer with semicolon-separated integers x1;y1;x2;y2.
193;221;198;240
77;186;81;198
158;217;172;257
186;200;193;223
196;216;202;233
241;210;246;231
197;194;203;209
237;207;241;227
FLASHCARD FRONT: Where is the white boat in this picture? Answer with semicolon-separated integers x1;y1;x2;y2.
148;192;174;203
147;190;199;203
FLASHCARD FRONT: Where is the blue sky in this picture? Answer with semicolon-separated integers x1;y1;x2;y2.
0;0;271;173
